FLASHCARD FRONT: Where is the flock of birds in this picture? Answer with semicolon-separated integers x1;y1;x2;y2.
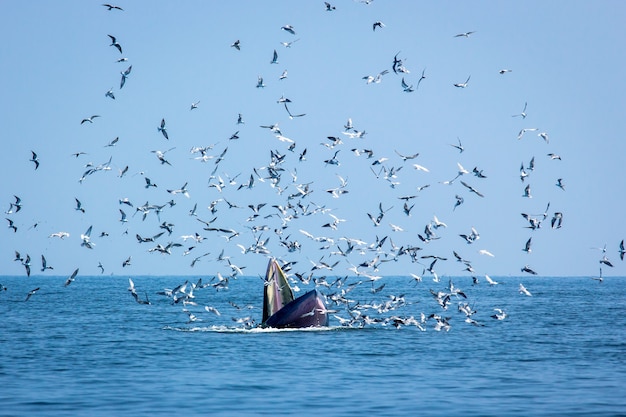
3;2;624;331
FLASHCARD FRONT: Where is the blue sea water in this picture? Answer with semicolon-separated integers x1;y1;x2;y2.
0;274;624;417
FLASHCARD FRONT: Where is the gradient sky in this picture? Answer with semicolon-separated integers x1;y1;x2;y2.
2;1;625;279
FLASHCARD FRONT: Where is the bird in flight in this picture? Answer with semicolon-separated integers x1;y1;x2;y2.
30;151;40;169
81;115;100;124
120;65;132;89
450;137;464;153
74;198;85;213
41;255;54;272
108;34;123;54
158;118;169;139
64;268;79;287
102;3;123;11
281;25;296;35
6;218;17;233
25;287;40;302
454;31;475;38
454;75;471;88
401;77;414;92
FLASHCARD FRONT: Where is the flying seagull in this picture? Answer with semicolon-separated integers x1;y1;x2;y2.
74;198;85;213
25;287;40;302
102;4;123;11
453;75;471;88
81;115;100;124
107;34;123;54
519;283;532;296
120;65;132;88
372;21;385;31
41;255;53;272
30;151;40;169
64;268;79;287
450;137;464;153
281;25;296;35
158;118;169;139
6;218;17;233
401;77;414;92
454;31;475;38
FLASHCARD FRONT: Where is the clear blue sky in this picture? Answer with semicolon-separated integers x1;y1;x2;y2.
2;1;625;278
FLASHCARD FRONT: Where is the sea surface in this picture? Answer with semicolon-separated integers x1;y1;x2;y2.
1;274;624;417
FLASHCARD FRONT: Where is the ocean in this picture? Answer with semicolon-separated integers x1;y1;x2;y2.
1;274;624;417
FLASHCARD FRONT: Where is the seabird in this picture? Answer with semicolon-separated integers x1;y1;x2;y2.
6;218;17;233
453;75;471;88
41;255;53;272
74;198;85;213
120;65;132;88
454;31;475;37
25;287;40;302
30;151;40;169
461;180;484;197
600;255;614;268
491;308;507;320
80;115;100;124
484;275;499;285
157;118;169;139
556;178;565;191
523;237;533;253
401;77;414;92
230;39;241;50
81;225;95;249
64;268;79;287
107;34;123;53
450;137;464;153
280;39;300;48
517;127;538;140
363;70;389;84
519;283;532;296
105;136;119;147
281;25;296;35
372;21;385;31
22;254;31;276
102;3;123;11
